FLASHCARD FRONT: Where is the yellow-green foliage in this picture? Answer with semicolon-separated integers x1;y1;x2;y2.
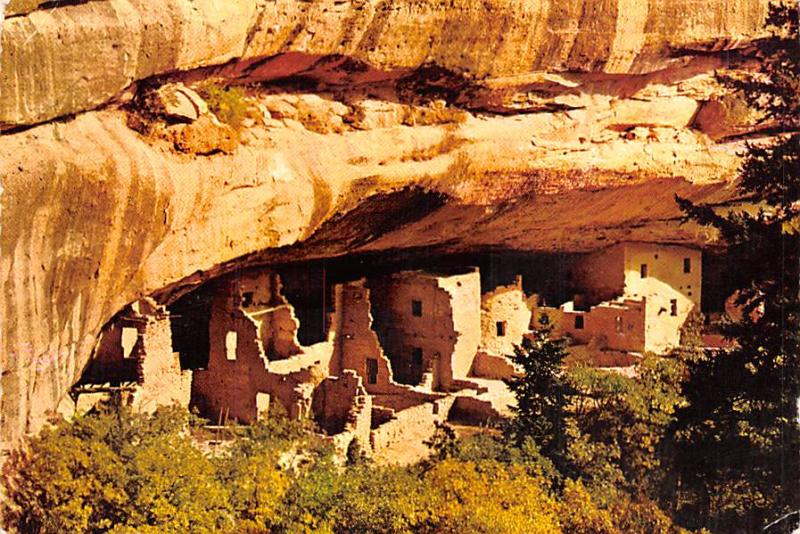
559;479;617;534
1;406;232;534
2;400;691;534
420;459;561;534
199;84;249;129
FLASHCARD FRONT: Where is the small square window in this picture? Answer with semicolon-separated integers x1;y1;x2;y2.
412;347;423;366
241;291;254;307
411;300;423;317
683;258;691;273
574;315;585;329
366;358;378;385
640;264;648;278
496;321;506;337
670;299;678;316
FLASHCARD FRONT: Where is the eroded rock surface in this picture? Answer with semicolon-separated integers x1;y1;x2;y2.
0;0;769;442
1;0;770;126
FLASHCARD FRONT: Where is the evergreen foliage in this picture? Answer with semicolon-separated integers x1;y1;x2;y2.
504;314;573;469
672;3;800;531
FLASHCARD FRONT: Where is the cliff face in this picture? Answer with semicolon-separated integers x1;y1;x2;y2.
0;0;768;442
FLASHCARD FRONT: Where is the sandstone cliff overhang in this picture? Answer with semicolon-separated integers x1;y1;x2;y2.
1;0;770;127
0;0;771;443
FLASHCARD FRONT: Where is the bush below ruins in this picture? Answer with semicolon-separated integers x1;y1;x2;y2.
1;399;695;534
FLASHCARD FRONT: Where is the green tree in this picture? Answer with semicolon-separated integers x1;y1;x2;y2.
504;315;574;472
673;3;800;531
1;406;233;534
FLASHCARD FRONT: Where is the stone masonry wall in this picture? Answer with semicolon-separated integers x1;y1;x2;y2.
479;276;533;357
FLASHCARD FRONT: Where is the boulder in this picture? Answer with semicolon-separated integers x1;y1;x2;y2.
153;83;208;123
172;114;238;155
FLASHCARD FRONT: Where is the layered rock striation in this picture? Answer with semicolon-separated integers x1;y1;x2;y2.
0;0;769;442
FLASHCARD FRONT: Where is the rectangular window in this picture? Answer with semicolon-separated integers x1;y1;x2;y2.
411;300;423;317
121;327;139;359
615;316;623;333
683;258;691;273
640;264;648;278
670;299;678;317
241;291;254;307
366;358;379;385
496;321;506;337
574;315;585;330
412;347;423;366
225;331;238;360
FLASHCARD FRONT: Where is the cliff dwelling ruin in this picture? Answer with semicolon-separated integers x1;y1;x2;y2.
73;241;724;462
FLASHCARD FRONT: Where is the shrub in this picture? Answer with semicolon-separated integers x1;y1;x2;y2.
2;406;233;533
199;84;249;130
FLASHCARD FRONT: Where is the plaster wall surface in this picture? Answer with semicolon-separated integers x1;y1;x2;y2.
622;243;701;352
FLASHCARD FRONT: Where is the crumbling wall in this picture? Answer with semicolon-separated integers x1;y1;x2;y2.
133;302;192;412
479;276;532;358
368;270;480;390
192;271;333;423
370;396;455;464
233;270;305;361
77;298;190;413
82;320;139;385
312;370;372;454
250;305;303;361
330;281;404;395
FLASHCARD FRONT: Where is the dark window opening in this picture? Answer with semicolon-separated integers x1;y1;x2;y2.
574;315;585;329
640;264;648;278
366;358;378;385
168;288;213;370
683;258;691;273
411;300;423;317
496;321;506;337
670;299;678;316
241;292;254;307
412;347;423;366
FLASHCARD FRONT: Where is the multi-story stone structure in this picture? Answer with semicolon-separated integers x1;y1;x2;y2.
76;242;703;461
